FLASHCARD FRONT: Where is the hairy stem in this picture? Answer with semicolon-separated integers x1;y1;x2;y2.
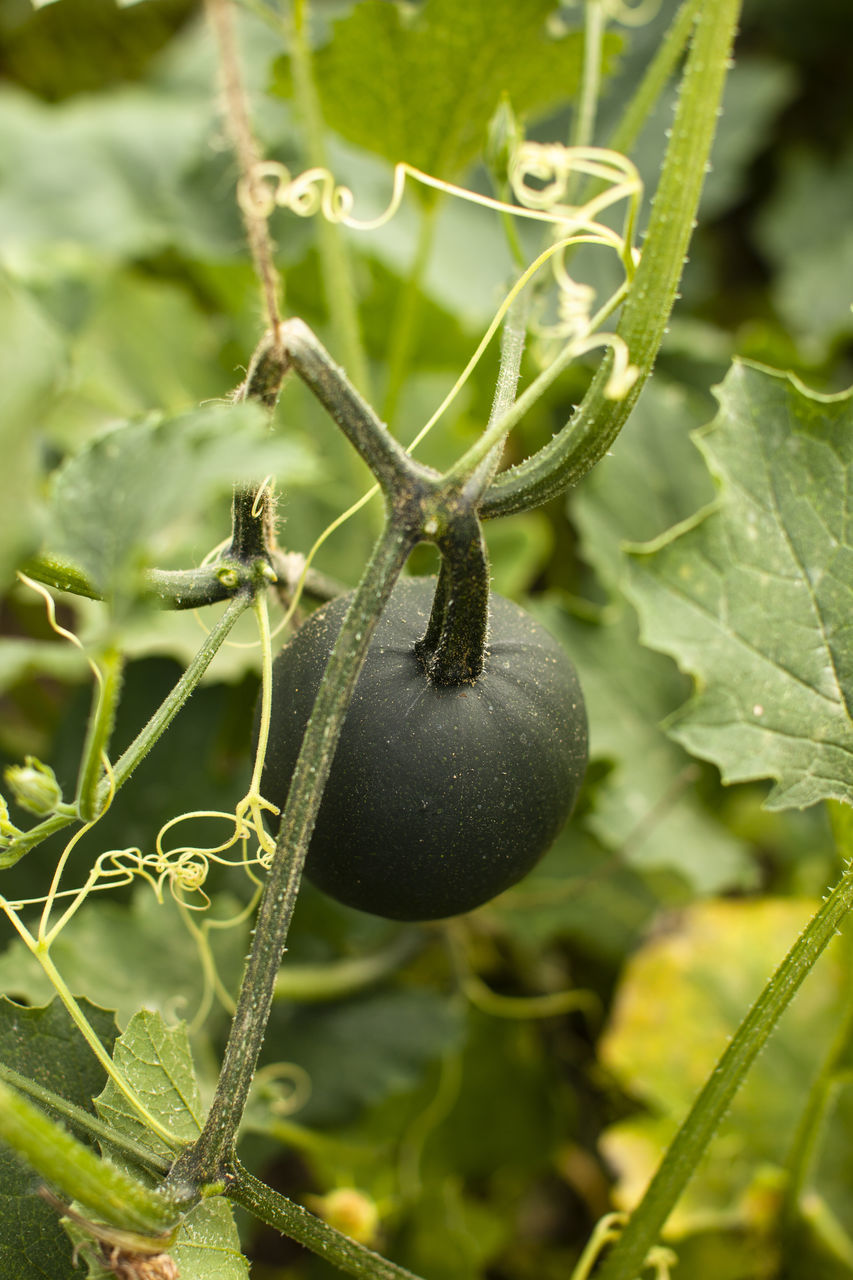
206;0;282;331
227;1161;426;1280
166;518;417;1189
480;0;741;516
595;863;853;1280
606;0;704;158
23;556;257;611
279;317;431;493
414;292;527;684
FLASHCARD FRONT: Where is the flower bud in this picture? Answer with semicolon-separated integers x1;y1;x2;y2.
5;757;63;816
305;1188;380;1246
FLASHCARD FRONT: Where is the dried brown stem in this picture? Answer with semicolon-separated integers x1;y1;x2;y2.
205;0;282;341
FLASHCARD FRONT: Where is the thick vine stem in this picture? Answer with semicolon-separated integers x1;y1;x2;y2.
412;294;524;686
165;517;419;1194
415;513;490;686
277;317;434;494
595;862;853;1280
226;1160;425;1280
224;484;277;579
479;0;742;517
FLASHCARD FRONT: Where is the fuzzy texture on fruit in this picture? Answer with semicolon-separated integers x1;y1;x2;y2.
259;577;588;921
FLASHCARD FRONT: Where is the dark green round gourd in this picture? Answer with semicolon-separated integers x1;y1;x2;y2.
259;577;588;921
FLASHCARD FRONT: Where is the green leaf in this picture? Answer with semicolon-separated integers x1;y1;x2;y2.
488;823;659;961
48;401;317;592
76;1196;249;1280
274;0;591;180
0;275;65;590
798;1078;853;1270
694;56;796;221
0;996;118;1113
485;512;554;598
167;1197;249;1280
533;599;752;893
599;897;845;1237
0;85;211;261
571;378;717;594
0;0;195;100
602;52;795;226
0;1145;77;1280
95;1009;202;1156
42;268;234;447
0;640;89;693
626;362;853;810
396;1179;508;1280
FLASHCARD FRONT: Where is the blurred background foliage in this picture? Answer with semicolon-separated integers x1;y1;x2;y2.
0;0;852;1276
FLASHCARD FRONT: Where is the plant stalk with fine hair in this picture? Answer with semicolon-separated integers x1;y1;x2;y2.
595;862;853;1280
480;0;742;515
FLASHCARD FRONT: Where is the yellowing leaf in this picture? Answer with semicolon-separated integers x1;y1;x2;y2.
600;898;844;1236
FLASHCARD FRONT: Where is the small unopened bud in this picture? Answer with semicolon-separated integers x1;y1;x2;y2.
5;757;63;816
486;96;523;187
305;1188;380;1246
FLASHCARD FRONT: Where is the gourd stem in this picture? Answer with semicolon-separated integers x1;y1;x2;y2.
166;516;417;1191
415;292;527;685
416;517;490;686
227;328;288;570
